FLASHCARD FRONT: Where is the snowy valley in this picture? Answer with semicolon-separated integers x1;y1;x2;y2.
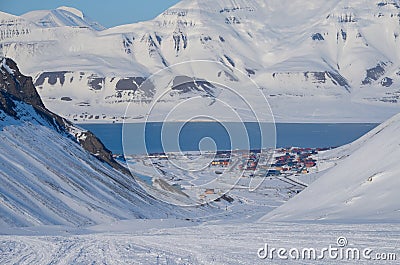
1;0;400;264
0;57;399;264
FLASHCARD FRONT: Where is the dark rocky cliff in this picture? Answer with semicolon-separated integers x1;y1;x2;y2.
0;57;129;174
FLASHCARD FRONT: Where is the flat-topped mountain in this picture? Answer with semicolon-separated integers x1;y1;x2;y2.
1;1;400;122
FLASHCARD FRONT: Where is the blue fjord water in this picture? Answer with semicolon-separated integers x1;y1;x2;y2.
80;122;378;155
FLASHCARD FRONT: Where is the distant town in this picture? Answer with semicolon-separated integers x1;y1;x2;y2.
114;146;335;204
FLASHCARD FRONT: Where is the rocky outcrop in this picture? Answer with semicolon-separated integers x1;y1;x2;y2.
34;71;70;86
1;58;45;108
171;75;217;97
0;57;128;174
362;62;389;85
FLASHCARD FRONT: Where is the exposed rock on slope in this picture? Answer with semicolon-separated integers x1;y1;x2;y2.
0;58;198;227
0;57;125;172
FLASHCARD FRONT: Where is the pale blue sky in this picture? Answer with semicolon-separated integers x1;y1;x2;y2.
0;0;181;28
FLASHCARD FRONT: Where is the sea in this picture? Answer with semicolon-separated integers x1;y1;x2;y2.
80;122;378;155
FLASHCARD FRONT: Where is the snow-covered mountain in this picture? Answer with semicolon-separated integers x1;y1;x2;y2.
0;57;196;227
21;6;105;31
260;112;400;222
1;0;400;122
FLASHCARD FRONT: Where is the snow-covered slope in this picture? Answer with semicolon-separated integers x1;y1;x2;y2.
1;1;400;122
0;57;198;227
0;11;39;42
21;6;105;30
260;112;400;222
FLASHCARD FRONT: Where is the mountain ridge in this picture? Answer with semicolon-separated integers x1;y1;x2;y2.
21;5;105;30
1;1;400;122
0;57;203;227
0;57;125;172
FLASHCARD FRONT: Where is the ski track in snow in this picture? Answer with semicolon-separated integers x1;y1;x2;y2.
1;223;399;264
